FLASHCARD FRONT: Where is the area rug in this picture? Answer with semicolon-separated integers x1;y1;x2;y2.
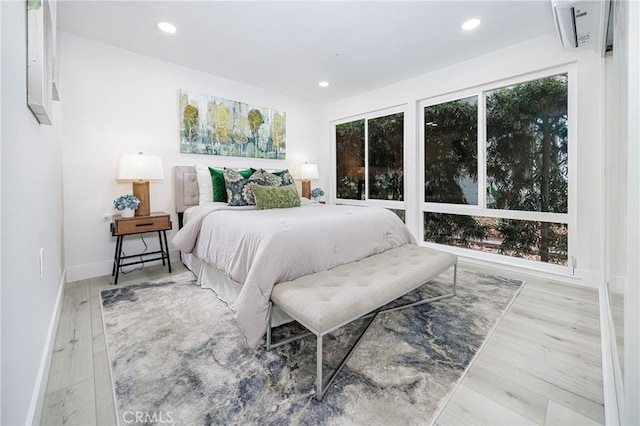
101;267;523;426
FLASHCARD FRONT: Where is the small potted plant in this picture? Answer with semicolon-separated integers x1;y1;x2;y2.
310;187;325;201
113;194;140;218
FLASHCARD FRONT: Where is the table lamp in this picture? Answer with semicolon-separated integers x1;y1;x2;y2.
294;163;319;199
117;152;164;216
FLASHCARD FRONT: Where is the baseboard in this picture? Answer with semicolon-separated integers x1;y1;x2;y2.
574;268;603;288
26;268;67;425
599;282;622;425
609;274;626;295
459;257;600;289
66;249;181;282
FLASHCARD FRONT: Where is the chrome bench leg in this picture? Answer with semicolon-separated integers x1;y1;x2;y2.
316;335;324;400
315;310;380;401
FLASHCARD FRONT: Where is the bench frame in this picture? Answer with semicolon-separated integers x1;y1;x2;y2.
266;263;457;401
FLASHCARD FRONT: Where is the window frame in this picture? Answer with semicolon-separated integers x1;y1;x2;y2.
419;65;577;274
331;105;408;211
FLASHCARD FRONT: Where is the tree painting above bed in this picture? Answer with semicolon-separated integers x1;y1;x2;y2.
179;89;286;159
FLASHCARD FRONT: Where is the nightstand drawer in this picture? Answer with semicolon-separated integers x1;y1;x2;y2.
113;214;171;235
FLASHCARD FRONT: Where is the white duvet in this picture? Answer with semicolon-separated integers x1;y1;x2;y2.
173;201;416;348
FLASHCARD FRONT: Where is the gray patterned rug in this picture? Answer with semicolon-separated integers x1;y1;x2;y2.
101;267;523;426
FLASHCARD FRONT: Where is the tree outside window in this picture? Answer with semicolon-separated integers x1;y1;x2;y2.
336;119;365;200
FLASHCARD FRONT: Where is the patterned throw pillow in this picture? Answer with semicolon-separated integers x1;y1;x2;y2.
277;169;295;186
209;167;254;203
260;169;295;186
250;184;301;210
224;169;266;206
253;169;282;187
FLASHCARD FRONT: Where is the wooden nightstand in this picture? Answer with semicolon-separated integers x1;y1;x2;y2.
111;212;172;284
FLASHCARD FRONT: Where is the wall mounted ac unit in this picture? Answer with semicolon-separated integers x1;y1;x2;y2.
552;0;594;49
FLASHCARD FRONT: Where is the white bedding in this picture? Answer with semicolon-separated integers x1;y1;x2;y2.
173;202;416;348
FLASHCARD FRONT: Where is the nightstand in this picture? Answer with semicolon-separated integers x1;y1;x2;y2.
111;212;172;284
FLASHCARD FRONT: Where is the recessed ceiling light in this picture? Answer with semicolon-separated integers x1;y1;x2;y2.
461;18;481;31
318;81;330;88
158;22;177;34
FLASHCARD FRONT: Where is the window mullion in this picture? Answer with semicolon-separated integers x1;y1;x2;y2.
478;91;487;209
364;118;369;201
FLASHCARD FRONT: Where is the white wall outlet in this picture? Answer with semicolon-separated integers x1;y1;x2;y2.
101;213;112;222
39;248;45;279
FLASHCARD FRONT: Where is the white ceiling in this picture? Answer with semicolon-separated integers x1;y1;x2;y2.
57;1;557;104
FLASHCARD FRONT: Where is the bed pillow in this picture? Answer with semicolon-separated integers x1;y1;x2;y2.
250;184;301;210
195;164;213;205
224;169;266;206
274;169;296;186
252;169;283;187
258;169;295;186
209;167;254;203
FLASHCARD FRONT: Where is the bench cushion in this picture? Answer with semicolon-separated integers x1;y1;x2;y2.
270;244;457;335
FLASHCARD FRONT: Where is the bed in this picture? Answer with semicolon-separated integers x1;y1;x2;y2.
172;166;417;348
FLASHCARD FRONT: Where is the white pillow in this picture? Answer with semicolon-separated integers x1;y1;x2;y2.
195;164;213;205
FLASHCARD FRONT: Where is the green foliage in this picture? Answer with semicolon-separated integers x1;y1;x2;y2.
369;113;404;200
497;219;568;264
113;194;140;210
424;213;487;247
486;75;568;214
336;120;365;199
424;96;478;204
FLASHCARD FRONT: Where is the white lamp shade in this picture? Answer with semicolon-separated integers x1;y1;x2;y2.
294;163;319;180
117;153;164;181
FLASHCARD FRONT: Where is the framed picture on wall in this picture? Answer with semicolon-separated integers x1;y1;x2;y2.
27;0;58;125
178;89;286;159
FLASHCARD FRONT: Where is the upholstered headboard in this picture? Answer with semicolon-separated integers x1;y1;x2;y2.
174;166;198;228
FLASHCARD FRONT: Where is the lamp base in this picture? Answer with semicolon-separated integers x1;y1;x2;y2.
132;181;150;216
301;180;311;199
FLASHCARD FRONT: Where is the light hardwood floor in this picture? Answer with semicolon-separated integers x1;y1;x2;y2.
41;261;604;425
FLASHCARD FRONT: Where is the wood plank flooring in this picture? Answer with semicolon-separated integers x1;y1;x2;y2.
40;261;604;425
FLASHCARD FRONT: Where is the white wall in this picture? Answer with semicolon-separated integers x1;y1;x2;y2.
1;2;65;424
622;1;640;424
60;32;325;282
323;33;605;283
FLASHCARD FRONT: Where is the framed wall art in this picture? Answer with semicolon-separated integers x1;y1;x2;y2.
27;0;58;125
179;89;286;160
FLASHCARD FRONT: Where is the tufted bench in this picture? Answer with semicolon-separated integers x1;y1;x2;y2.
266;244;457;401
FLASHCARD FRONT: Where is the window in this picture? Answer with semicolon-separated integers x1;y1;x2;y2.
424;96;478;205
368;113;404;201
486;76;568;215
422;72;571;268
335;110;404;203
336;120;365;200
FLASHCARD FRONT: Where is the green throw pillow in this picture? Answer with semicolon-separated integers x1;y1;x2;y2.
249;184;301;210
209;167;254;203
